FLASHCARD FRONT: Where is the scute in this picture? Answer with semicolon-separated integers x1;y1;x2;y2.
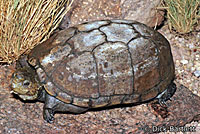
50;52;99;99
68;29;105;52
27;19;175;107
128;37;161;94
90;96;110;108
28;27;76;65
100;23;137;43
93;42;133;96
128;37;158;64
77;20;109;31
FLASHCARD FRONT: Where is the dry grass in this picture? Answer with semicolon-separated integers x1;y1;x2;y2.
163;0;200;34
0;0;73;64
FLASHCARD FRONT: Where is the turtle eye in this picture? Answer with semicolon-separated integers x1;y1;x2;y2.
23;80;30;87
12;73;16;78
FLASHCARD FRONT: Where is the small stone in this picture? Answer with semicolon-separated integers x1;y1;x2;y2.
186;79;191;83
197;33;200;40
167;34;173;40
188;43;194;49
178;69;184;74
193;90;197;94
194;61;200;66
194;70;200;77
191;67;195;72
180;59;188;65
176;60;180;66
178;38;184;43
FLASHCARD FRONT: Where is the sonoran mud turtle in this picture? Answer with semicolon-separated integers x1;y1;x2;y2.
11;19;176;123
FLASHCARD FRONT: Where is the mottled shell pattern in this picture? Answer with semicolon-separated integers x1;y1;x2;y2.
27;20;175;108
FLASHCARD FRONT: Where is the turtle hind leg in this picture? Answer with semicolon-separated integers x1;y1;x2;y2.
150;82;176;119
43;93;88;123
156;82;176;107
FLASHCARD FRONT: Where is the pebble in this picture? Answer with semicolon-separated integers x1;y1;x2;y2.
167;34;173;40
178;69;184;74
197;33;200;40
188;43;194;49
191;67;195;71
186;79;191;83
194;70;200;77
193;90;198;94
180;59;188;64
178;37;184;43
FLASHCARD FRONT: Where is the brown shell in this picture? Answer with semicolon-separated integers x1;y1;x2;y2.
27;20;175;108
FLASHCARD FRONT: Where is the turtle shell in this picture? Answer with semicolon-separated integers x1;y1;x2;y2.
27;19;175;108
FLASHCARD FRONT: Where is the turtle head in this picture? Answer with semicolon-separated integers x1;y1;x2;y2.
11;67;41;101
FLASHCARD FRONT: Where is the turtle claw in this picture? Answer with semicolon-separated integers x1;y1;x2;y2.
156;82;176;107
43;108;55;123
158;98;168;107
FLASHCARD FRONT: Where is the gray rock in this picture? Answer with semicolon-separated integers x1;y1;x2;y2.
194;70;200;77
61;0;164;28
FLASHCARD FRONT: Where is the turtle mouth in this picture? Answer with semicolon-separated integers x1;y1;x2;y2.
10;90;19;95
10;90;38;100
19;93;38;100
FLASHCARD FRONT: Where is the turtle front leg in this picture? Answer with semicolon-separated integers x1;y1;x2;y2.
43;92;88;123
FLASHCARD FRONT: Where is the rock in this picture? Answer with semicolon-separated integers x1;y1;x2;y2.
121;0;164;27
0;65;200;133
194;70;200;77
180;59;189;65
61;0;164;28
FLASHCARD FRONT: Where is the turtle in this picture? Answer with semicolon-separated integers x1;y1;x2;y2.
11;19;176;123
